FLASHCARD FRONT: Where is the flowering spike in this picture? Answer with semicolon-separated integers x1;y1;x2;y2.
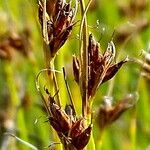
48;95;92;149
38;0;77;57
73;34;127;98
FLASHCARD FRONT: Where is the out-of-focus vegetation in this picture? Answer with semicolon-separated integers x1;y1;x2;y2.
0;0;150;150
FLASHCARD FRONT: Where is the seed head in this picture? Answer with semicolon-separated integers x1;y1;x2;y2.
48;96;92;149
38;0;77;57
73;34;128;98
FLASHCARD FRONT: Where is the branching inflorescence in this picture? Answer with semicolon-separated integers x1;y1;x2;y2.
37;0;137;149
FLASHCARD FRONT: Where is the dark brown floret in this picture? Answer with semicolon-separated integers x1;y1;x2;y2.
38;0;76;57
73;34;127;98
48;96;92;150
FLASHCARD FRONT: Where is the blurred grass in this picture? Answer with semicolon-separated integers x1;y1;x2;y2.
0;0;150;150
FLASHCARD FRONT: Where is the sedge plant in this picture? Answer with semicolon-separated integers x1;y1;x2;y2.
36;0;138;150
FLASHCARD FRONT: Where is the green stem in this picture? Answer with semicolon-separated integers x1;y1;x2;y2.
43;0;49;44
42;37;62;150
43;43;61;106
80;0;88;118
63;67;76;115
52;62;61;106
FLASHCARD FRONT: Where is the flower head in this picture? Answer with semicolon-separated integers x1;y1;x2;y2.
38;0;77;57
73;34;128;98
49;97;92;150
48;96;92;150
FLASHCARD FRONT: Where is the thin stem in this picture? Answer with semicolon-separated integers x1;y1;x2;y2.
35;68;61;116
79;0;92;40
53;66;61;106
42;0;54;97
80;0;88;118
36;69;52;116
43;0;49;44
4;133;38;150
62;67;76;115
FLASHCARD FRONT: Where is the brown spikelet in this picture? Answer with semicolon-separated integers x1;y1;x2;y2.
97;94;138;130
49;99;71;134
72;34;128;98
38;0;77;57
47;95;92;149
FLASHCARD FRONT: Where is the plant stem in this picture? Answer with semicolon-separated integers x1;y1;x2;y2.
63;67;76;115
80;0;88;118
45;63;62;150
43;0;49;44
52;60;61;106
42;1;62;147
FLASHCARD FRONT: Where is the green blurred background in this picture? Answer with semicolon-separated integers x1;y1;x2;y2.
0;0;150;150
